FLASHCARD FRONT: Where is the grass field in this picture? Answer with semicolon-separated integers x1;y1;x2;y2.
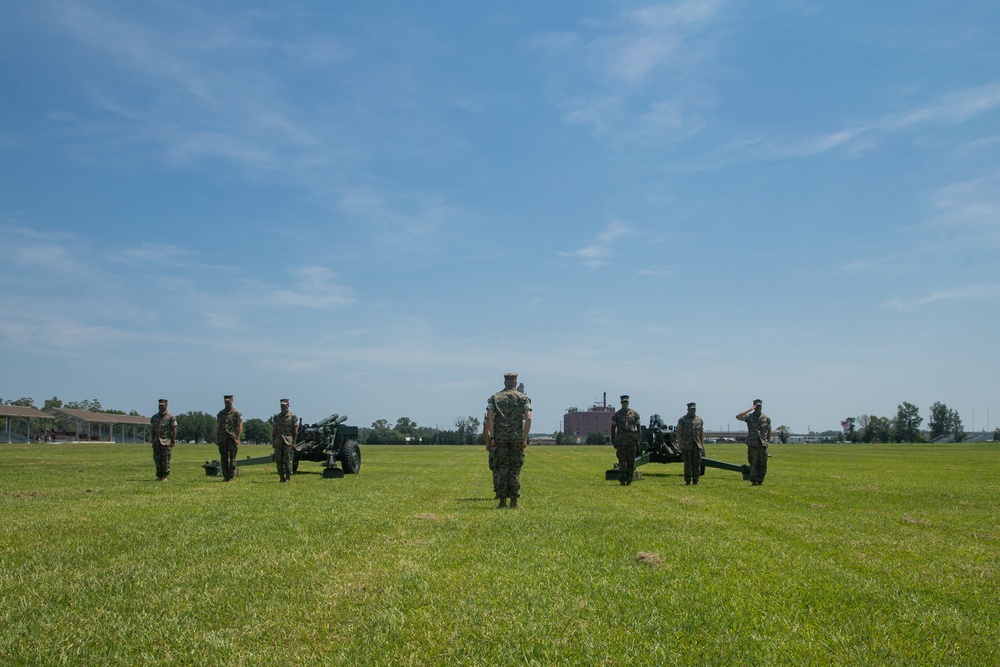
1;442;998;666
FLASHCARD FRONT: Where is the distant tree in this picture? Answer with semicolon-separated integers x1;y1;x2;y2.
176;411;216;443
929;402;964;441
775;425;790;444
842;417;857;443
585;431;607;445
3;397;36;407
454;416;482;444
65;398;103;412
893;402;923;443
367;419;406;444
243;418;271;444
994;427;1000;442
395;417;418;436
44;396;63;410
864;416;893;443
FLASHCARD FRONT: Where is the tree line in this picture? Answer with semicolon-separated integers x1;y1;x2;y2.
840;401;982;443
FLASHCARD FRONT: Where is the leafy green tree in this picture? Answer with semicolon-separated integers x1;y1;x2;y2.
776;425;790;444
176;411;217;443
869;416;894;443
929;402;964;441
585;431;607;445
395;417;418;436
454;416;482;444
893;402;923;443
44;396;62;410
366;419;406;444
842;417;858;443
994;427;1000;442
3;397;36;407
243;418;271;444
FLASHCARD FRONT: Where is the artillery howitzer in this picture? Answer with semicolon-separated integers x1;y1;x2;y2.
606;414;750;482
203;413;361;478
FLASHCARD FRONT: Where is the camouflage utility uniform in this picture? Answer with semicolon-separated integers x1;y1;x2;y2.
487;388;531;500
150;408;177;480
272;409;299;482
612;406;641;485
745;412;771;485
676;412;704;485
216;405;243;481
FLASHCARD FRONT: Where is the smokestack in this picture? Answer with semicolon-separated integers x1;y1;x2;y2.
603;392;606;408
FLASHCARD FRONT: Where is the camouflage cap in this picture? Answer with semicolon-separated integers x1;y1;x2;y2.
224;395;234;400
158;399;168;405
504;372;518;379
687;402;696;408
620;395;630;401
280;398;289;405
753;399;762;406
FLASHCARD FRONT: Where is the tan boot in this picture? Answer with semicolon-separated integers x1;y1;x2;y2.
509;499;520;509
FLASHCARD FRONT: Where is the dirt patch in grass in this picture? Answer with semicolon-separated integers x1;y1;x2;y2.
4;491;41;499
635;552;662;566
901;516;930;525
415;513;441;520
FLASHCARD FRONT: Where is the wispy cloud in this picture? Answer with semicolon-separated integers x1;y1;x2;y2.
885;284;1000;311
559;220;631;268
531;0;727;141
765;83;1000;160
266;266;355;309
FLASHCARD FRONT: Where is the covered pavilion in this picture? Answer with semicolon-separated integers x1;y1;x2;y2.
0;405;55;443
47;408;150;443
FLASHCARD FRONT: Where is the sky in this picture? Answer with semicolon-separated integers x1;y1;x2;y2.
2;1;999;435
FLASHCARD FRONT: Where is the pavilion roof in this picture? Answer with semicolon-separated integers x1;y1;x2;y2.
49;408;150;426
0;406;54;419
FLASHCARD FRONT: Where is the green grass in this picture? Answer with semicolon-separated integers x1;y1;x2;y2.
1;443;998;666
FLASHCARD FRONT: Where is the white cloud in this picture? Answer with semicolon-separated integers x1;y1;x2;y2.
559;220;631;268
885;284;1000;311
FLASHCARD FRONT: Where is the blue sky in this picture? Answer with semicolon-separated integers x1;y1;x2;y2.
2;1;999;434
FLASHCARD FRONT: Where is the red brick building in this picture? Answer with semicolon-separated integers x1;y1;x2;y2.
563;394;615;441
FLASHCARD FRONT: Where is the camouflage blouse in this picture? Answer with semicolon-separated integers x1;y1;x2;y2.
487;389;531;442
216;407;243;442
745;412;771;447
149;411;176;446
613;408;642;443
272;411;298;446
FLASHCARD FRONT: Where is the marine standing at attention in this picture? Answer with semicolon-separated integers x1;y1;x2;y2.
611;395;641;486
737;399;772;486
271;398;299;483
483;372;532;509
216;395;243;482
677;402;704;485
150;398;177;481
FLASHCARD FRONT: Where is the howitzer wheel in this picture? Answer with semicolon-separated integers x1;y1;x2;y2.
339;440;361;474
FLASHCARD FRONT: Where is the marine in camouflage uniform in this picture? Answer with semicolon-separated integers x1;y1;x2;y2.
611;395;641;486
216;395;243;481
676;402;704;485
150;399;177;481
484;372;532;508
271;399;299;483
737;399;772;486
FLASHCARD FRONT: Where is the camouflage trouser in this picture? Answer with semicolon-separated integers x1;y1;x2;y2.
748;446;768;484
682;447;702;484
152;443;172;478
273;443;294;479
616;439;638;483
218;439;238;479
492;442;525;499
488;448;497;495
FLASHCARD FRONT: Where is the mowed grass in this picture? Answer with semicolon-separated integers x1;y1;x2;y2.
1;443;997;666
